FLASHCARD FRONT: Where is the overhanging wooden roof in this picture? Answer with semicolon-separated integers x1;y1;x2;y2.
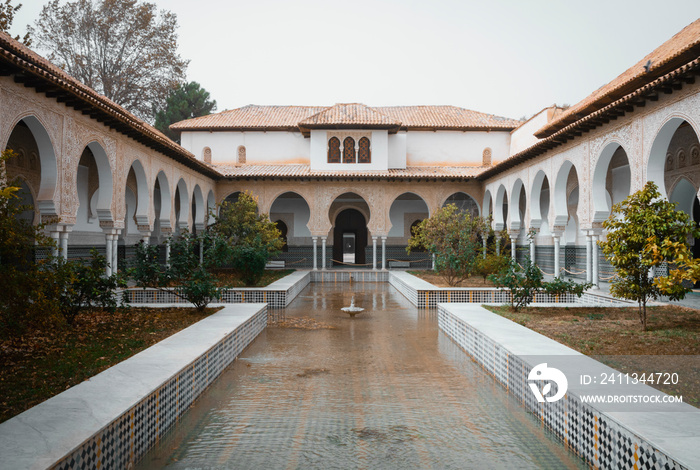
0;32;221;180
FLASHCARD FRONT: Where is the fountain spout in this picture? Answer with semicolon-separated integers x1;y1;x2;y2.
341;296;364;317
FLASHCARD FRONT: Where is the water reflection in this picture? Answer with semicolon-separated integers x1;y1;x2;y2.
137;283;584;469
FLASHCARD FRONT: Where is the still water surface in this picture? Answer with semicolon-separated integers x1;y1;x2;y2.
137;283;584;469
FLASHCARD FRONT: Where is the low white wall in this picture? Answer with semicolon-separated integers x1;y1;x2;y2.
0;304;268;470
439;304;700;470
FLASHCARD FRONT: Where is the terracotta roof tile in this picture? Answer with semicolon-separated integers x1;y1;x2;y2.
0;32;219;178
298;103;401;127
537;18;700;137
377;105;521;129
171;105;325;131
216;164;483;179
171;104;520;132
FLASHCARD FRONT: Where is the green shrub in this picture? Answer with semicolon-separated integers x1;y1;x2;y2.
490;256;591;311
129;231;222;311
407;204;489;286
45;250;128;325
209;191;283;286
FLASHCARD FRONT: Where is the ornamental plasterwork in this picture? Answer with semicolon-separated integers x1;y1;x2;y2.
326;131;371;145
642;90;700;182
61;116;81;219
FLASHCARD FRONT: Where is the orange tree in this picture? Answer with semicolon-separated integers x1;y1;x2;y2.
208;191;283;286
600;181;700;330
407;204;488;286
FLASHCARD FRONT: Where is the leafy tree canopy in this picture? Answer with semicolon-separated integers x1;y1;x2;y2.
31;0;188;122
0;0;31;46
154;81;217;142
600;181;700;330
209;192;283;285
407;204;489;286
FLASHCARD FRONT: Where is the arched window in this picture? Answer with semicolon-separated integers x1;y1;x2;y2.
358;137;371;163
328;137;341;163
237;145;246;165
483;148;492;166
343;137;355;164
203;147;212;164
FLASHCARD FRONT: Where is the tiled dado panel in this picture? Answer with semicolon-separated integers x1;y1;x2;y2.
0;305;268;470
51;307;267;470
310;270;389;283
437;305;690;470
126;270;310;309
390;271;633;309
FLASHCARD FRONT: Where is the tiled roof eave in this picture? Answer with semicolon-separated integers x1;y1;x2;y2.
399;125;517;132
535;40;700;138
176;126;302;133
478;57;700;182
0;35;221;180
223;173;478;181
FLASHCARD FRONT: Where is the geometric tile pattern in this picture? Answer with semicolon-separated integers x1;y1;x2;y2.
125;273;311;309
310;270;388;283
437;305;688;470
52;306;268;470
390;272;633;309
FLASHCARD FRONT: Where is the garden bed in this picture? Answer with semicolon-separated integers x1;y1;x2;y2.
407;270;497;288
212;268;295;287
0;306;220;424
484;305;700;406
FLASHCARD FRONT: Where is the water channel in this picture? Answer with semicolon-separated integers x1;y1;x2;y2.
137;283;585;469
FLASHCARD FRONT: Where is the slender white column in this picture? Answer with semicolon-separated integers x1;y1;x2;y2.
321;237;327;270
495;236;500;255
141;233;150;245
529;236;535;263
431;253;435;270
199;238;204;265
591;234;599;289
112;230;119;273
585;233;592;284
59;231;69;260
482;237;487;259
511;238;517;261
381;236;387;270
105;234;113;276
49;230;60;259
312;236;318;271
372;237;377;270
553;235;561;278
165;239;171;267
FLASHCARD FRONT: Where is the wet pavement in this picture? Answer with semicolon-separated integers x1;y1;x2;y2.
137;283;585;469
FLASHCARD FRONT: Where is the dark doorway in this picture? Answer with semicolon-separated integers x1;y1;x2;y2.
333;209;367;266
275;220;288;252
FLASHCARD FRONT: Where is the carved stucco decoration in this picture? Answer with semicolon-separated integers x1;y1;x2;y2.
2;87;64;214
642;90;700;184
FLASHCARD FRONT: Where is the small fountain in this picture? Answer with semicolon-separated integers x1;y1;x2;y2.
341;296;364;317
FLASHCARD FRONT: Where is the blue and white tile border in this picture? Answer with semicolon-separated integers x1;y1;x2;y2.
0;304;268;470
125;269;311;308
389;270;634;308
438;303;700;470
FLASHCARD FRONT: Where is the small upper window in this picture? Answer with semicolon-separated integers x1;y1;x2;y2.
358;137;371;163
482;148;492;166
203;147;212;164
328;137;341;163
343;137;356;164
237;145;246;165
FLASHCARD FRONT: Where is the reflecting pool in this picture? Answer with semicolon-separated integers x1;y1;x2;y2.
137;283;584;469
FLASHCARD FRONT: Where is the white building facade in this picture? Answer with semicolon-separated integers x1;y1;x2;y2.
2;19;700;278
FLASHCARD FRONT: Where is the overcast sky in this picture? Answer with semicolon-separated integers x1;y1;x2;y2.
10;0;700;120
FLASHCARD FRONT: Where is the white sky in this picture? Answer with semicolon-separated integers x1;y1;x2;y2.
10;0;700;119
